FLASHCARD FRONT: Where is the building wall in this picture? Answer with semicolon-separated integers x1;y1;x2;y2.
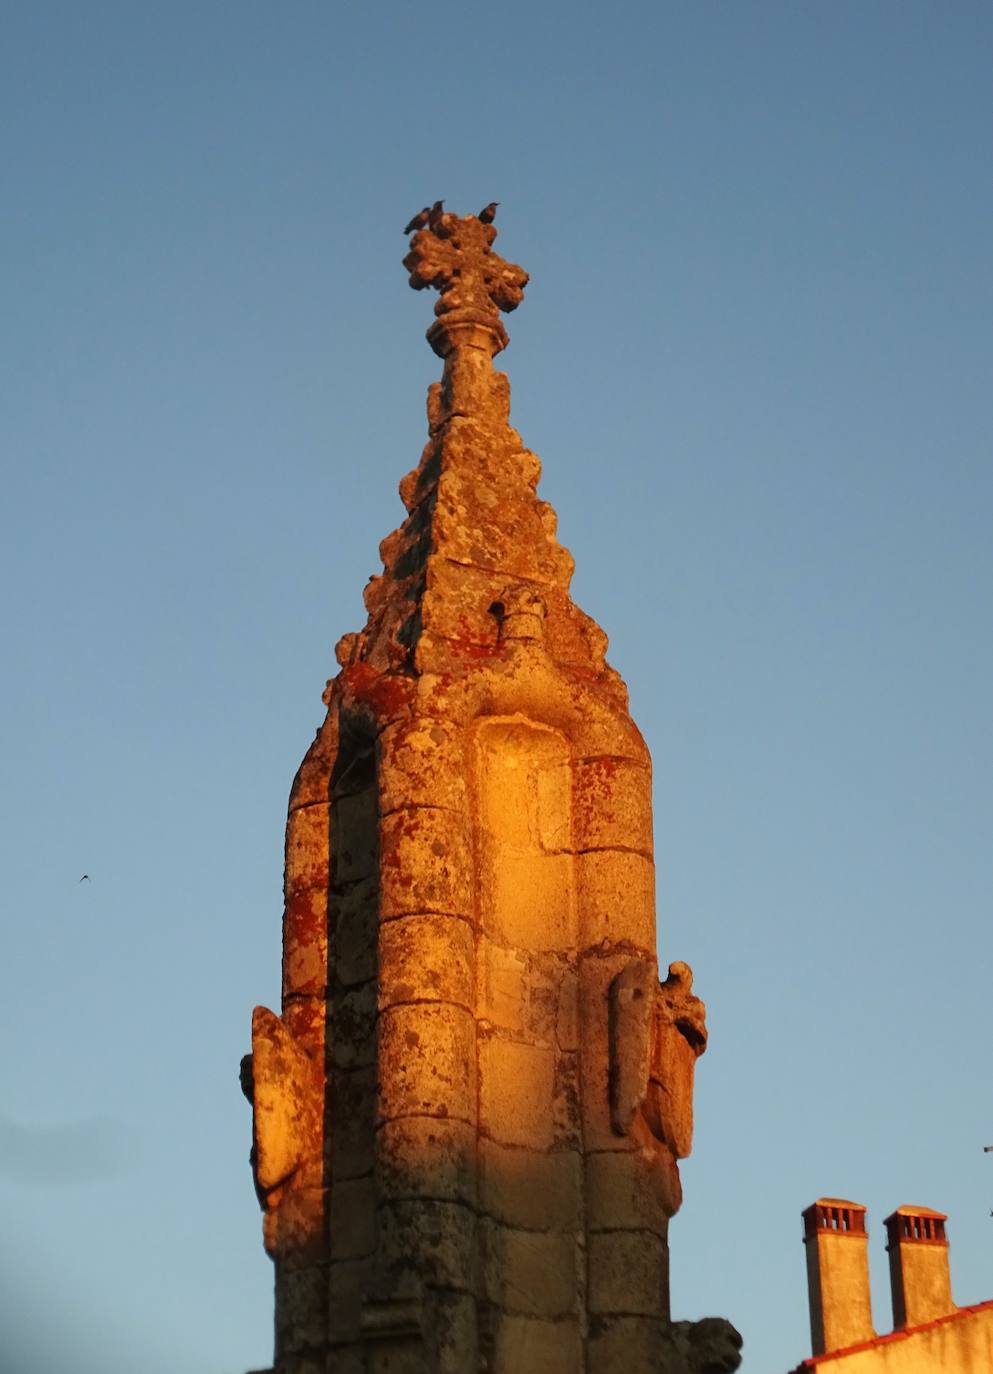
802;1303;993;1374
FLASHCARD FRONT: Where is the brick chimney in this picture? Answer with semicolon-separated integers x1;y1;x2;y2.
885;1205;955;1329
802;1198;875;1355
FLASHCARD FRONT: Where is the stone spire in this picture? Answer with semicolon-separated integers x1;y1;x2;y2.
242;208;741;1374
338;207;615;691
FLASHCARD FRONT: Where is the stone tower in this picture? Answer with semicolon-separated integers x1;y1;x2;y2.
242;210;741;1374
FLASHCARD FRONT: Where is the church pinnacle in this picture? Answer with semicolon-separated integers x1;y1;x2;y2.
335;208;615;693
242;207;742;1374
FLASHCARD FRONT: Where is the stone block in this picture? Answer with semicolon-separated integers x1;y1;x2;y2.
586;1147;679;1232
491;1315;582;1374
478;1141;581;1232
285;803;330;895
587;1230;666;1317
379;808;471;919
436;485;572;596
573;757;653;855
332;877;379;987
477;940;528;1034
272;1184;327;1268
438;355;511;431
378;1116;476;1204
274;1263;329;1354
329;1174;376;1261
378;1198;475;1291
328;1255;374;1344
378;914;473;1011
279;1355;328;1374
282;886;328;1000
587;1315;665;1374
378;1003;475;1124
363;1342;427;1374
325;1346;365;1374
280;994;325;1061
478;1037;555;1149
551;1052;582;1149
428;1288;478;1374
576;849;655;952
477;947;571;1047
330;981;377;1071
480;1220;579;1318
477;846;576;956
332;789;379;885
556;965;579;1051
378;717;468;814
331;1065;376;1181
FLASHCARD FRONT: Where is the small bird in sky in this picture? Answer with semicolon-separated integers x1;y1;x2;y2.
403;206;430;235
427;199;445;229
79;874;90;882
477;201;499;224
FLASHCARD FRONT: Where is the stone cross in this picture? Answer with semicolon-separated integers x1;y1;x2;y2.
403;211;528;357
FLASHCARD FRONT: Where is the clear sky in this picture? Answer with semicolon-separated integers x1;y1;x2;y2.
1;4;991;1372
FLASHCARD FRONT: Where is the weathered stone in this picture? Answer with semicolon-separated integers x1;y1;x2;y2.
378;1116;476;1204
278;1355;327;1374
664;1317;744;1374
379;717;468;815
427;1289;478;1374
378;1198;475;1291
587;1148;678;1233
478;1140;582;1233
327;1257;374;1344
378;1002;475;1124
332;790;378;884
378;913;473;1011
248;1006;324;1257
490;1315;582;1374
587;1315;666;1374
275;1265;329;1353
576;848;655;953
332;878;378;987
379;807;471;919
270;1185;328;1269
329;1175;376;1261
285;803;330;896
480;1219;579;1318
573;756;653;855
478;1036;556;1150
324;1346;364;1374
330;1065;376;1181
243;207;732;1374
588;1229;667;1316
476;939;529;1033
282;887;328;1000
556;964;579;1050
329;981;377;1071
280;994;325;1056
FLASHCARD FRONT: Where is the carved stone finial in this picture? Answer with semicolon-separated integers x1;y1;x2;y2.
403;210;528;358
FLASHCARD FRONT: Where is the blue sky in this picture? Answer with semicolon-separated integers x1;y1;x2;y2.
1;4;991;1371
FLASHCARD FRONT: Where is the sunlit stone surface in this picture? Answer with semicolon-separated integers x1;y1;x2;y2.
242;210;742;1374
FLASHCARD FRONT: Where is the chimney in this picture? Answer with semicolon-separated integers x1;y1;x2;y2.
802;1198;875;1355
884;1205;955;1329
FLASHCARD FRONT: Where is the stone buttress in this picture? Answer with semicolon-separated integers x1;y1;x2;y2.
242;211;742;1374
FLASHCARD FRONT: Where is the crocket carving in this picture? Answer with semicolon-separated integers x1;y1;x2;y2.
240;1006;323;1256
609;959;708;1215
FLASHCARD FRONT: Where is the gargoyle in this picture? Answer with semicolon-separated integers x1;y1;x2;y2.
608;959;707;1214
240;1005;322;1256
662;1316;744;1374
